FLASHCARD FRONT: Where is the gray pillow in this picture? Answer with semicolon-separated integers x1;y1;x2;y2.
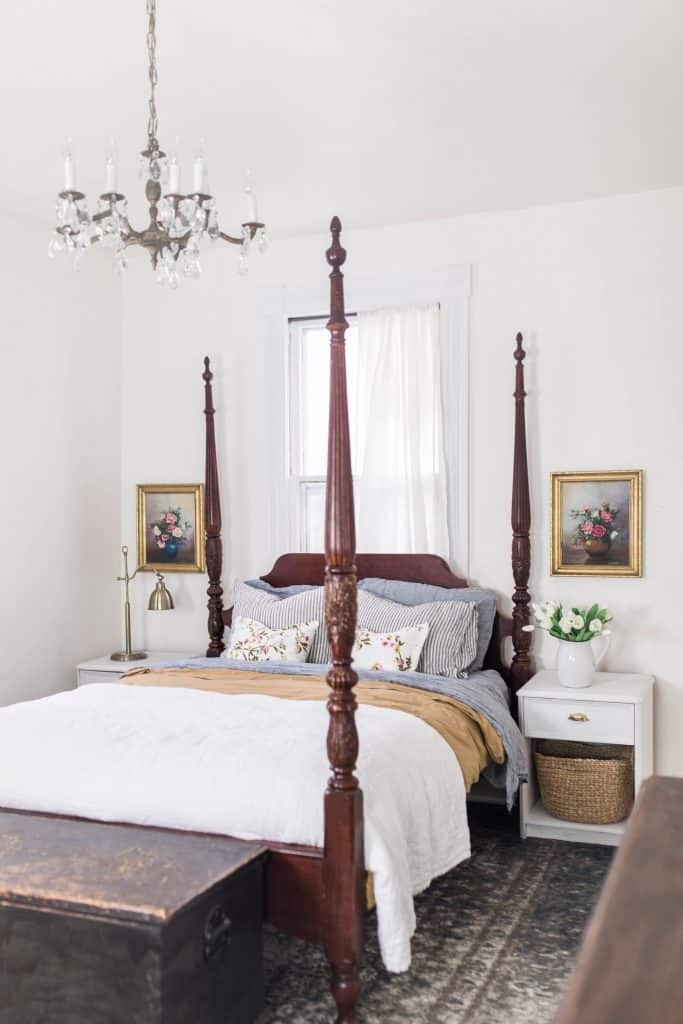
232;581;329;663
358;578;496;672
357;589;478;678
245;579;318;599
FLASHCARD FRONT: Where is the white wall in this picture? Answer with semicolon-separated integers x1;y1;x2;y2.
120;187;683;776
0;214;121;704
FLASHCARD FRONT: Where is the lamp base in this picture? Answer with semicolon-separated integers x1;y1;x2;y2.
110;650;148;662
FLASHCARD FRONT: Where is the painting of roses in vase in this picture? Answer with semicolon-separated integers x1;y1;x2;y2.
150;506;189;562
551;471;642;577
571;500;619;561
136;484;205;573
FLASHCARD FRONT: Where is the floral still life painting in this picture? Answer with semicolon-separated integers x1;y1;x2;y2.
551;471;642;577
136;484;205;573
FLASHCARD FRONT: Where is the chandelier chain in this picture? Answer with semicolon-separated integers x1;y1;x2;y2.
147;0;158;144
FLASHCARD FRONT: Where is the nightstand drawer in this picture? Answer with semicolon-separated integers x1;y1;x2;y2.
523;698;634;745
77;669;121;686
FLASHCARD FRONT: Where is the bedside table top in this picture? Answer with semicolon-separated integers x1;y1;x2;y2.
518;670;654;703
78;652;201;672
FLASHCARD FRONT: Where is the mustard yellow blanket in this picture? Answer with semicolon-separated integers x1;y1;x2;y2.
124;666;504;790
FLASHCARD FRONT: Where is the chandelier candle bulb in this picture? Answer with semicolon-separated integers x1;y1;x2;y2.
246;186;258;223
63;150;76;191
104;154;118;194
168;157;180;195
193;153;206;194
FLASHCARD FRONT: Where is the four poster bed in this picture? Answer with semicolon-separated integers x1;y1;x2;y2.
196;218;534;1020
0;219;533;1024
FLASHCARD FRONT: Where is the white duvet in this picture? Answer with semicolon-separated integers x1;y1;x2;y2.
0;683;470;971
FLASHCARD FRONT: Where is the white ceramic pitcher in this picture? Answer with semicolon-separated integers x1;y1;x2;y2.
556;636;610;688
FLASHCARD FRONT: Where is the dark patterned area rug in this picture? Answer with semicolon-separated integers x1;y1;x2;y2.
257;806;613;1023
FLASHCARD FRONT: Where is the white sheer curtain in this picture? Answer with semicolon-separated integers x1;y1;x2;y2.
352;303;450;555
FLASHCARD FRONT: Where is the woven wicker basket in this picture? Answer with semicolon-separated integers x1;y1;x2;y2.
534;740;633;825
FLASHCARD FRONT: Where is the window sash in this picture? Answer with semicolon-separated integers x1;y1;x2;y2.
288;316;358;551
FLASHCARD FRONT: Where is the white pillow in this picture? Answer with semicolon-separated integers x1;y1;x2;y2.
232;581;329;663
225;616;319;663
352;624;430;673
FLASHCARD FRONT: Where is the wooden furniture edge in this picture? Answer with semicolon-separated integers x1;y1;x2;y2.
555;777;683;1024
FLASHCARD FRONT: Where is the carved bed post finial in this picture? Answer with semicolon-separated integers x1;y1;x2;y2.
203;357;225;657
510;333;533;694
323;217;365;1024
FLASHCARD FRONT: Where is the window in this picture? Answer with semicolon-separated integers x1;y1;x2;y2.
287;304;450;557
288;316;359;551
276;260;468;568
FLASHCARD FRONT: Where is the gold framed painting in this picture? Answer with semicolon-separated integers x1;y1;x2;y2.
551;470;642;577
136;484;205;573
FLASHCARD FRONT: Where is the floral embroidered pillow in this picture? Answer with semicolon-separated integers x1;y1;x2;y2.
352;624;430;673
225;616;319;663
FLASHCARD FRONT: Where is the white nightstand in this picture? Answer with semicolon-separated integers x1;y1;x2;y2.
76;651;201;687
518;670;654;847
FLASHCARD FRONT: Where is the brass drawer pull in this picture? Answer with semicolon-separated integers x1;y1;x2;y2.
568;712;590;722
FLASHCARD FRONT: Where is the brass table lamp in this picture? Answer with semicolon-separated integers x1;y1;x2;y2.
148;572;174;611
111;547;175;662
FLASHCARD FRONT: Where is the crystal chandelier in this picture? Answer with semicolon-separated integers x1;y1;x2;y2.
49;0;266;286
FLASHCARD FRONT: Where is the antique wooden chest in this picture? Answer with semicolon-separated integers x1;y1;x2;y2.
0;811;267;1024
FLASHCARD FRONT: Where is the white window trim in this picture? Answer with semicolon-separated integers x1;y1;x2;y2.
258;265;471;576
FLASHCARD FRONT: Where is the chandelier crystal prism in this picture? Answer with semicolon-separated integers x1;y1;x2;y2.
49;0;266;286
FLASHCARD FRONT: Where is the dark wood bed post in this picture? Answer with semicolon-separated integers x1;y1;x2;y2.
323;217;365;1024
510;333;533;695
203;357;225;657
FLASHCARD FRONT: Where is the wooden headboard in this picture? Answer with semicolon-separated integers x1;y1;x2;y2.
247;553;510;681
262;552;466;589
219;552;514;687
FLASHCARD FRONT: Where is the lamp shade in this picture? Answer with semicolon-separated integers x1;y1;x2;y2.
148;572;174;611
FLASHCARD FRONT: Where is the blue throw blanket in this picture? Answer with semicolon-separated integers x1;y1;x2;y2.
163;657;528;808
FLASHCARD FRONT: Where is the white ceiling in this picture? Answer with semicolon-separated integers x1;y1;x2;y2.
3;0;683;237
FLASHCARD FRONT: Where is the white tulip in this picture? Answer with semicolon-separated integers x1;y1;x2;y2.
559;616;573;634
589;619;603;634
572;615;585;630
540;617;553;631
